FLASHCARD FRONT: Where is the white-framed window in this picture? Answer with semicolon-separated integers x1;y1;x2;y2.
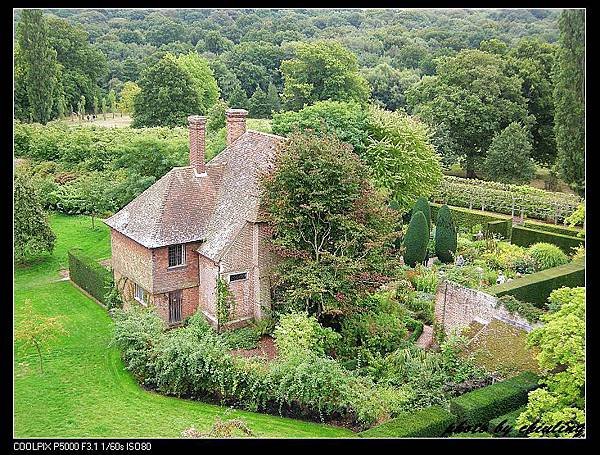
134;283;148;306
168;244;186;268
228;272;248;282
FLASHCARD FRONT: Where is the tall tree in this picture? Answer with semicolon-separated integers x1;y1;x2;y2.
407;49;530;178
483;122;536;184
117;81;141;114
16;9;59;124
107;90;117;118
281;40;370;111
553;10;585;195
176;52;220;115
132;54;201;127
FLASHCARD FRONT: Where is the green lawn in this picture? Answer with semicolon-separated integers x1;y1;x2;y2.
14;213;354;438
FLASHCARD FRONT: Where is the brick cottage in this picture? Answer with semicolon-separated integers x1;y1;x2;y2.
105;109;283;329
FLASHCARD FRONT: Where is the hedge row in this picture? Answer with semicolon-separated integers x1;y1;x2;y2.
68;248;112;305
359;406;457;438
430;203;512;236
449;372;539;427
487;405;527;437
486;220;512;240
511;225;584;254
489;259;585;307
522;220;584;238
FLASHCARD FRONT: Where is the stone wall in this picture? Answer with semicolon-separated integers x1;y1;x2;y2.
434;280;537;336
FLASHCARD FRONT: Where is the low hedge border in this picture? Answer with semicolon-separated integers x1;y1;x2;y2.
68;248;112;305
449;371;539;427
359;406;456;438
430;203;511;235
510;225;584;254
486;220;512;240
489;258;585;307
488;405;527;437
522;220;584;238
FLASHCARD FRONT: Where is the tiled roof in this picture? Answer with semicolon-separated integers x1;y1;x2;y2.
105;130;282;253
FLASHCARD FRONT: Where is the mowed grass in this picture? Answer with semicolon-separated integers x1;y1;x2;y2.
14;213;354;438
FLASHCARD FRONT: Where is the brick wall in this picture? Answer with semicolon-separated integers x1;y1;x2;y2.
151;242;201;293
153;286;198;324
434;280;537;336
110;229;153;291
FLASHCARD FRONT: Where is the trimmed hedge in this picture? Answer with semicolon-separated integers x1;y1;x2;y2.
489;258;585;307
523;219;584;238
68;248;112;305
510;225;584;254
449;372;539;427
430;203;512;236
488;405;527;437
359;406;457;438
486;220;512;240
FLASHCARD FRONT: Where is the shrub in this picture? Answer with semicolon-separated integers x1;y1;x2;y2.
546;286;585;312
359;406;457;438
528;242;569;271
497;295;545;324
221;327;261;350
449;371;540;426
403;211;429;267
273;312;340;359
490;259;585;306
435;204;457;263
68;249;112;305
412;197;432;232
488;406;526;437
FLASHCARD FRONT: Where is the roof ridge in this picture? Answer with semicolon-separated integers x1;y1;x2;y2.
246;129;285;140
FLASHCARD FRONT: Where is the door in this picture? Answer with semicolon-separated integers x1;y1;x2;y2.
168;290;183;324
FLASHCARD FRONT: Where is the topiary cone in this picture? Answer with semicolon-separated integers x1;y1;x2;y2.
403;211;429;268
412;197;432;233
435;204;457;263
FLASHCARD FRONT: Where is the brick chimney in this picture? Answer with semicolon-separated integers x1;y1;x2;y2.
188;115;207;175
226;109;248;146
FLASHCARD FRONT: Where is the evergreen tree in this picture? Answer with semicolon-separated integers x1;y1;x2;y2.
16;9;59;124
553;10;585;195
434;205;457;263
228;84;250;110
412;197;432;233
403;211;429;268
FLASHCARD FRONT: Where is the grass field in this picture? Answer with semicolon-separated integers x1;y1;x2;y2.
13;213;353;438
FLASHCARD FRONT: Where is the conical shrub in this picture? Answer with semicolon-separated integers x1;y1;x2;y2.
412;197;432;233
434;204;457;263
403;211;429;268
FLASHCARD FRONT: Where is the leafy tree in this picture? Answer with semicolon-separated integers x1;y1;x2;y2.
364;106;443;213
407;49;530;178
434;204;457;263
412;197;432;233
176;52;220;115
117;81;141;114
479;38;509;55
101;97;108;120
266;82;281;114
483;122;536;184
516;287;585;438
227;84;250;110
403;211;429;268
509;38;558;165
107;90;117;118
77;173;112;229
207;99;229;132
204;30;234;54
14;173;56;262
363;63;420;112
14;299;68;374
248;86;270;118
132;53;201;127
77;95;86;120
16;9;59;124
261;131;399;318
92;96;99;116
281;40;370;111
553;10;585;195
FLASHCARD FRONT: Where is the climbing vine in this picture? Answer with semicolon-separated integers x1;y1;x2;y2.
216;277;236;328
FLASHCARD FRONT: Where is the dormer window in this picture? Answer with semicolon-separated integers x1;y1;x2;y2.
168;244;186;268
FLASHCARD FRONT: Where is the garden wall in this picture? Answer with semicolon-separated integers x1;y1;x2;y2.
434;280;536;336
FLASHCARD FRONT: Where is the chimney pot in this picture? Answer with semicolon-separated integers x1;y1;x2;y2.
226;109;248;146
188;115;207;174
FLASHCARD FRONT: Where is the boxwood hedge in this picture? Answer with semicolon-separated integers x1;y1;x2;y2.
489;259;585;307
487;405;527;437
449;372;539;427
510;226;584;254
359;405;457;438
68;248;112;305
522;220;584;238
